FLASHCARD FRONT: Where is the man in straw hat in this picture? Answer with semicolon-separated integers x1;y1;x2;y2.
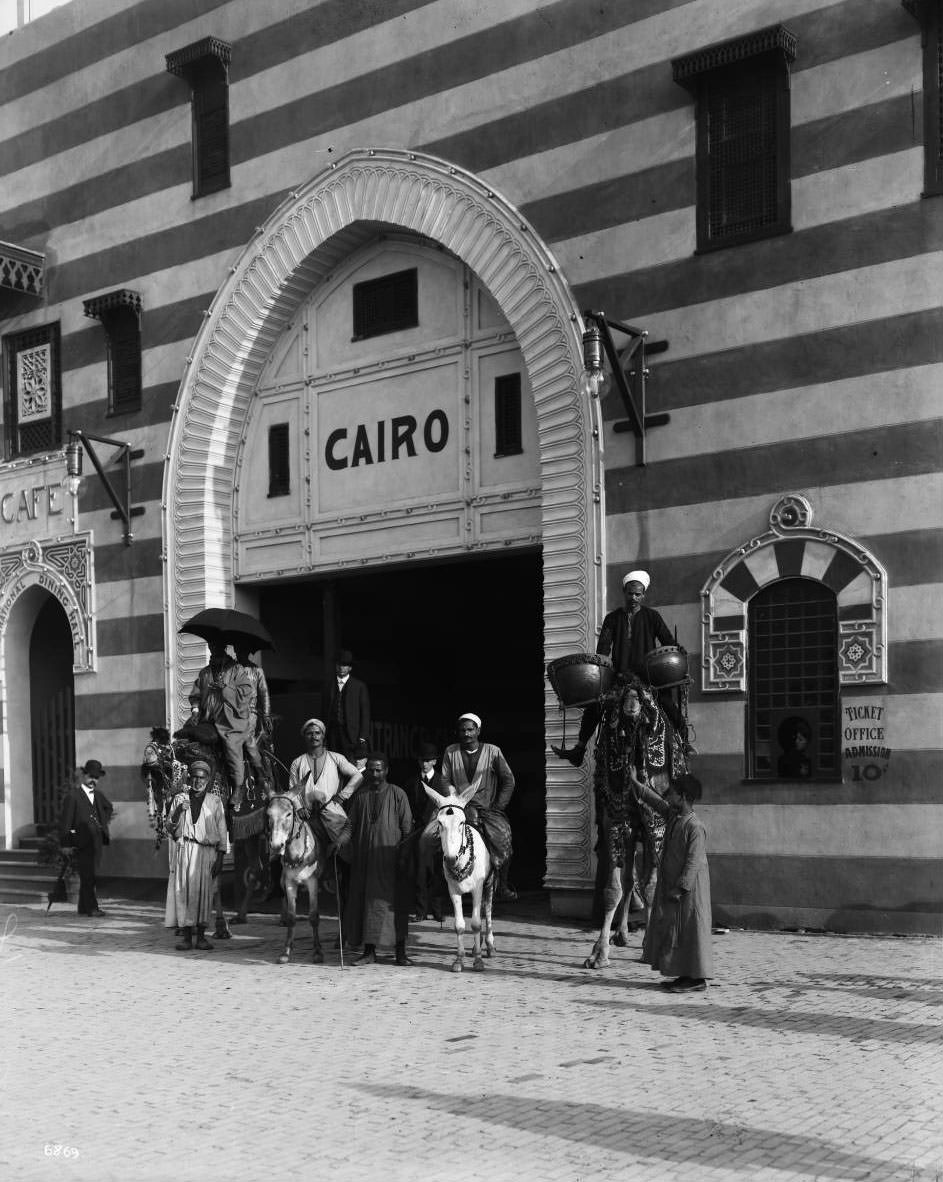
165;759;229;951
553;568;694;767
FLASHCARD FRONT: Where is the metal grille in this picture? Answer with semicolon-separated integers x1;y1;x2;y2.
706;72;779;241
352;268;418;340
494;372;523;456
749;578;839;779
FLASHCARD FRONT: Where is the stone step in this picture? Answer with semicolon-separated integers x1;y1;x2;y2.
0;848;49;863
0;884;52;906
0;863;60;882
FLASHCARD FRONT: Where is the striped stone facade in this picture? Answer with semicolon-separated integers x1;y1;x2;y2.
0;0;939;930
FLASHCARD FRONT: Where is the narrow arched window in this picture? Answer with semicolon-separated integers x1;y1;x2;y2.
748;577;839;781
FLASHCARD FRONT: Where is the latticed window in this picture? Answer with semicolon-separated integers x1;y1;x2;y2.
748;578;840;780
673;25;795;251
3;323;61;458
352;268;418;340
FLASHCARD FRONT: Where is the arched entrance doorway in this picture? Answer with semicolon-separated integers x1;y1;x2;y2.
30;595;75;826
164;150;606;899
3;587;75;839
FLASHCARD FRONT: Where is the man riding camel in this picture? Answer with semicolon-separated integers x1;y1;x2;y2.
553;568;695;767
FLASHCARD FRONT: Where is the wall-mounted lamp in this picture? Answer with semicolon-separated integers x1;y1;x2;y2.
580;310;672;467
63;437;84;497
64;429;144;545
580;320;604;399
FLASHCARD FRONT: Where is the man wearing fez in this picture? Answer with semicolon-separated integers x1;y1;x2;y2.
341;752;414;966
325;649;371;765
165;759;229;951
58;759;114;917
553;568;693;767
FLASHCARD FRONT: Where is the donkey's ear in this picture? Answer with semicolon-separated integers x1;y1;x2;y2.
456;777;481;807
423;784;449;809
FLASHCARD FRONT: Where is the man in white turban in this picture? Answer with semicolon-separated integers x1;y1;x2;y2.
553;568;692;766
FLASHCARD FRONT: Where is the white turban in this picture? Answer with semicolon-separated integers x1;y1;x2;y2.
301;718;325;734
458;712;482;729
622;569;651;590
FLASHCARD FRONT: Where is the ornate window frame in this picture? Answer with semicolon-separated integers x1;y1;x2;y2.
701;494;887;692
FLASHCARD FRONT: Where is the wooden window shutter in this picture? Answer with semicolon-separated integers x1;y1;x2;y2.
194;65;230;196
268;423;291;497
494;373;523;457
352;269;418;340
108;306;142;414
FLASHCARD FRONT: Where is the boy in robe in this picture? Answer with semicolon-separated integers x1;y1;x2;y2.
633;771;713;993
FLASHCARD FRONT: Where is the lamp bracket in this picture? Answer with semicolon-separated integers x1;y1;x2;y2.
583;310;670;466
69;429;144;545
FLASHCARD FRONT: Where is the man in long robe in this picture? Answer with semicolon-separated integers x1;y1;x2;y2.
341;752;413;966
165;760;229;951
633;772;713;992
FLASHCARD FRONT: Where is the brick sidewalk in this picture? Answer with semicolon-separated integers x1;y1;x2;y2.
1;894;940;1182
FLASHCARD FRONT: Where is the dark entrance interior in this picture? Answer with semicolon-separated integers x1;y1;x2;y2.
30;595;75;826
258;550;546;888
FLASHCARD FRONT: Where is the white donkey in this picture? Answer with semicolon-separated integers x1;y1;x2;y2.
424;781;496;972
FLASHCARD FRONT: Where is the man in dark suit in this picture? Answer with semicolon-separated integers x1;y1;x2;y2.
325;648;371;764
58;759;114;917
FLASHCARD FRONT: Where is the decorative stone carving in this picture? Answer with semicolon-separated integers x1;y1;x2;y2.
163;150;605;889
701;495;887;692
0;533;94;673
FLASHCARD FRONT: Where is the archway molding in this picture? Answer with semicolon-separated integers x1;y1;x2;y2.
701;494;887;692
163;149;605;887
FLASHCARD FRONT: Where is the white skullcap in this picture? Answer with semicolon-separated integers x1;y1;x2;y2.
458;712;482;729
622;570;651;590
301;717;325;734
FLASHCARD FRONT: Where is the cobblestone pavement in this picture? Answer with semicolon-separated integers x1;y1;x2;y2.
1;892;940;1182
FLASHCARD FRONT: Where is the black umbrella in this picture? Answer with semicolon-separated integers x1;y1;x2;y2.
179;608;274;652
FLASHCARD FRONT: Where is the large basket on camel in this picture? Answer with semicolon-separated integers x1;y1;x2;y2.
546;652;615;707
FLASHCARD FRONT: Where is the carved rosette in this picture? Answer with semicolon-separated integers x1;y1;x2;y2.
163;150;605;889
701;495;887;692
0;533;94;673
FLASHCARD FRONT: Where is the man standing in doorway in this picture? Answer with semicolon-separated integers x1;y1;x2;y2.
325;648;371;765
440;713;516;902
58;759;113;917
553;568;694;767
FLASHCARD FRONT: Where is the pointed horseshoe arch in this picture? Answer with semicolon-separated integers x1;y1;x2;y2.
163;149;605;888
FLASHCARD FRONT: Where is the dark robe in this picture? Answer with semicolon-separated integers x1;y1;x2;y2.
597;604;675;678
642;810;713;980
343;780;412;948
